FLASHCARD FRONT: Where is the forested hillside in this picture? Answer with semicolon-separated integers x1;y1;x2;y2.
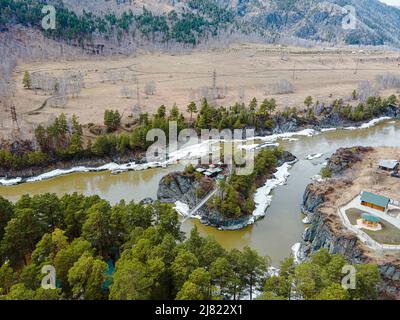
1;0;400;50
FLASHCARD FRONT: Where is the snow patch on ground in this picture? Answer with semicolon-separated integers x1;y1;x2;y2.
167;139;219;164
282;137;299;142
268;266;280;277
26;166;91;182
344;117;391;130
256;142;280;149
252;128;317;144
174;201;202;220
311;174;325;182
302;216;312;224
238;143;259;151
240;266;281;300
291;242;302;264
0;177;22;186
174;201;190;217
305;153;323;160
252;162;292;220
321;127;337;132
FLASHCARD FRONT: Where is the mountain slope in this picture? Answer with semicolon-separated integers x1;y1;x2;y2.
1;0;400;48
235;0;400;45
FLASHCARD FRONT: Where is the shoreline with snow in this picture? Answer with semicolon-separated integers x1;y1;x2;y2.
291;242;302;264
0;117;395;186
252;162;293;221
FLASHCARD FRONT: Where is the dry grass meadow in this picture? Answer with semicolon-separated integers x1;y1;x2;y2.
3;43;400;138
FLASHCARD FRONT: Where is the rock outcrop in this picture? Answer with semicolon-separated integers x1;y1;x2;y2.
157;171;254;230
157;173;198;206
300;147;400;299
326;146;373;175
301;182;365;263
318;104;400;129
302;183;328;214
278;150;297;166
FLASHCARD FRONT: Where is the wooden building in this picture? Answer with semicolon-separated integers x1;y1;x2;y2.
361;191;390;212
361;213;381;228
378;160;399;172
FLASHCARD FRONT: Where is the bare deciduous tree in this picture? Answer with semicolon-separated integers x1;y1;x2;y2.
121;86;135;99
266;80;294;95
376;73;400;90
144;81;157;96
358;80;378;102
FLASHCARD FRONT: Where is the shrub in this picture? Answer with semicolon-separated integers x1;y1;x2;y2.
320;167;332;178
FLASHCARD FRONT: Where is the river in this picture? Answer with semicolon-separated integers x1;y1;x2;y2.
1;120;400;266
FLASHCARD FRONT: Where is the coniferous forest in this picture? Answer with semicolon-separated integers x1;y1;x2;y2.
0;193;380;300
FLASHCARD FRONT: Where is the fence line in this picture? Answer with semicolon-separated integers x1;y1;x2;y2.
338;204;400;251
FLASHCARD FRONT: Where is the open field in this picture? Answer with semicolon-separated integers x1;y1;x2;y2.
2;43;400;138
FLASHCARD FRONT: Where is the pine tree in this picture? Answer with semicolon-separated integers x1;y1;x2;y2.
249;97;257;112
22;71;31;89
186;101;198;122
304;96;313;108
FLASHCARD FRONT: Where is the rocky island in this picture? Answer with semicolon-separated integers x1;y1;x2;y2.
300;146;400;299
157;148;297;230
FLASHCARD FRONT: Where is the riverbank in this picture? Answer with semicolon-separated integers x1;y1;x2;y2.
0;154;145;185
0;114;398;186
2;117;400;265
298;146;400;299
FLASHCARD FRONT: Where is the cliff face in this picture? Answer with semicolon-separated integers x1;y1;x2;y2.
301;183;365;263
326;146;373;175
157;173;199;207
302;183;327;214
300;147;400;299
319;105;400;129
